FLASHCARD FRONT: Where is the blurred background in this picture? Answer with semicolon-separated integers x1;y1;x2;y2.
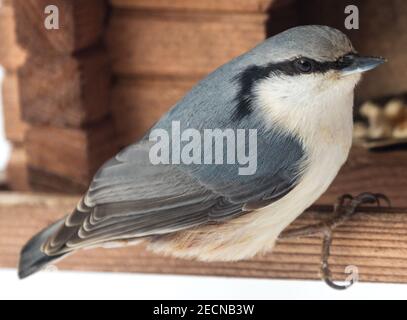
0;0;407;299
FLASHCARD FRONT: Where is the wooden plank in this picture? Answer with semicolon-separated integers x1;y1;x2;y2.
18;49;111;127
27;168;89;194
320;147;407;208
0;171;6;190
106;10;268;77
111;78;196;146
300;0;407;101
25;120;118;191
6;147;30;191
110;0;278;13
1;192;407;284
12;0;107;55
2;72;27;144
0;1;26;70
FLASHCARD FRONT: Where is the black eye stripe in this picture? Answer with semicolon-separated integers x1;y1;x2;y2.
231;53;356;121
267;53;356;76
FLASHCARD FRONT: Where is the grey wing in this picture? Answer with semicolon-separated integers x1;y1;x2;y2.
43;136;305;256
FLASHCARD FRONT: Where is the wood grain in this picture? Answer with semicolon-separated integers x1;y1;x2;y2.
0;172;6;190
17;49;111;128
106;10;268;77
6;148;30;192
27;168;90;195
1;193;407;284
110;0;278;13
111;78;196;146
0;1;26;70
12;0;107;55
1;71;27;144
5;0;113;193
25;120;118;191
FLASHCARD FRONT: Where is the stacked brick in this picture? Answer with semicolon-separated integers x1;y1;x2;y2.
2;0;118;193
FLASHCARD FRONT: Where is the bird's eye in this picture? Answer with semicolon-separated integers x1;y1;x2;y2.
294;58;313;73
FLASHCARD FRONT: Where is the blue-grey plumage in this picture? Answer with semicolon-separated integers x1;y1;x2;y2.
18;25;386;278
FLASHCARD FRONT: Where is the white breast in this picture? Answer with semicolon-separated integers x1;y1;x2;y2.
248;133;352;257
238;72;357;257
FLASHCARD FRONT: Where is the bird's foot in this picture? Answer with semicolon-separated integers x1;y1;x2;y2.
279;192;391;290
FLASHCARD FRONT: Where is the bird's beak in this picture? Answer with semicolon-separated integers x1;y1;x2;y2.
340;55;386;77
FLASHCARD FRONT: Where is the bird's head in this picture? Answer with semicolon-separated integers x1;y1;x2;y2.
236;25;386;133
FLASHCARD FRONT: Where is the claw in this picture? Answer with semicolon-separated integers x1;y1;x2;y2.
280;192;391;291
322;271;355;290
355;192;380;205
354;192;392;208
334;194;353;211
374;193;392;208
321;192;390;290
320;230;355;290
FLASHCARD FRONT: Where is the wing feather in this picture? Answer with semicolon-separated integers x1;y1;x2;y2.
43;136;304;256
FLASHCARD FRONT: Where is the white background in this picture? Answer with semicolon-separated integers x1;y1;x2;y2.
1;269;407;300
0;66;406;300
0;67;10;170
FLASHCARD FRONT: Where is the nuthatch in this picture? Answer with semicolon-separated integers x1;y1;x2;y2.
19;26;385;285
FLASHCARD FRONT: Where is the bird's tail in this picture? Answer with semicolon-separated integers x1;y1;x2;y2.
18;219;66;279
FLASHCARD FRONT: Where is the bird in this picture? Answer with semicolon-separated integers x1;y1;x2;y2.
18;25;386;280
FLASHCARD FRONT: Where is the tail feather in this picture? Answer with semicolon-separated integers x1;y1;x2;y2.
18;219;66;279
